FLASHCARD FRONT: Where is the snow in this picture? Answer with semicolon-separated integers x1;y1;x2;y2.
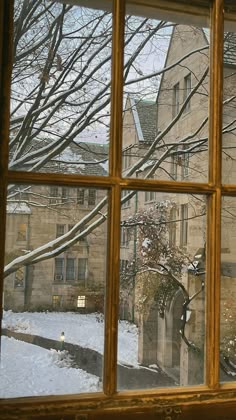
2;311;138;367
0;337;100;398
7;202;31;214
142;238;151;248
0;311;138;397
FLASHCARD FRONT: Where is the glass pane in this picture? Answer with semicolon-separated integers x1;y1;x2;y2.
1;184;108;397
222;31;236;184
220;196;236;382
10;1;110;176
122;13;209;183
118;191;206;389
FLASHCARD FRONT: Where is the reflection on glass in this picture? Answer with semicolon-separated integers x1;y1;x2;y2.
1;185;107;397
122;18;209;183
10;1;110;175
118;191;206;389
221;197;236;382
222;32;236;184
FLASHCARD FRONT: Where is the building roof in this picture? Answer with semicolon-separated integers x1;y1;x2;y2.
223;32;236;66
16;139;109;176
129;95;158;143
203;28;236;66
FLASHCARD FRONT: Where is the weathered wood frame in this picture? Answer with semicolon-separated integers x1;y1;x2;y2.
2;0;236;418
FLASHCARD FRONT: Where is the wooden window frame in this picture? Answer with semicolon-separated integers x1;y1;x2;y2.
2;0;236;418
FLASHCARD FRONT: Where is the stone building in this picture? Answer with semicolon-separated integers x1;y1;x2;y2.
120;25;236;385
4;143;108;312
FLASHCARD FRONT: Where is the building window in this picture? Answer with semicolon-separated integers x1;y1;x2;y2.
77;188;96;206
14;267;25;288
173;82;180;117
77;295;86;308
78;258;87;281
183;73;191;112
77;188;85;205
49;186;59;204
52;295;62;309
61;187;68;202
181;145;189;179
122;147;132;170
120;259;128;272
121;190;131;208
17;223;27;241
88;189;96;206
66;258;75;281
169;207;176;247
170;154;178;180
56;224;65;238
54;258;64;282
180;204;188;247
120;226;129;247
145;190;155;202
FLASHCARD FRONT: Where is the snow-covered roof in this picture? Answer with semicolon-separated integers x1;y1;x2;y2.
7;202;31;215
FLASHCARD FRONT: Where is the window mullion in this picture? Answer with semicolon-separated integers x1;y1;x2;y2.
104;0;125;395
0;0;13;340
206;0;224;389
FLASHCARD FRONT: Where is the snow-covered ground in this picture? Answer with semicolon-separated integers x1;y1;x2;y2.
0;337;100;398
2;311;138;366
0;311;138;398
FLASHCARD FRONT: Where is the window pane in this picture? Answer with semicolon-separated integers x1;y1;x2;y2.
119;191;206;389
122;14;209;183
220;196;236;382
1;184;108;397
222;32;236;184
9;1;110;177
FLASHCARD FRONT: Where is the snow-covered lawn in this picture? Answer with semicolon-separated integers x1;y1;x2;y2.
2;310;138;366
0;311;139;398
0;337;100;398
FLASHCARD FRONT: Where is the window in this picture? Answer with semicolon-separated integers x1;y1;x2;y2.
88;189;96;206
173;82;180;117
183;73;191;112
122;147;132;170
78;258;87;281
2;0;236;417
52;295;62;309
66;258;75;281
55;257;78;281
50;187;69;204
14;267;25;288
61;187;68;202
181;145;189;179
120;226;129;247
77;295;86;308
54;258;64;281
120;259;128;272
77;188;85;205
144;190;155;202
49;186;59;204
180;204;188;246
169;207;176;246
56;224;65;238
17;223;27;241
77;188;96;206
170;154;178;180
121;190;131;208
